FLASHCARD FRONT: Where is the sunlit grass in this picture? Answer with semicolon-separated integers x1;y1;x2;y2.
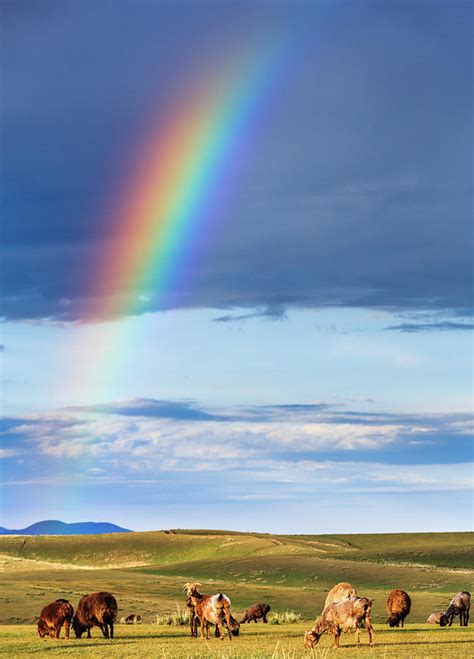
0;623;473;658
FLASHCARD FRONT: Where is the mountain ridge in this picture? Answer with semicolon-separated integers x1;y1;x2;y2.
0;519;131;535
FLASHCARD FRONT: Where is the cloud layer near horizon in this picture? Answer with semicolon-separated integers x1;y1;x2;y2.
2;398;472;474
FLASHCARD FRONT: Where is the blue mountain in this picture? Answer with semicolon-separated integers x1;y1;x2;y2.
0;520;132;535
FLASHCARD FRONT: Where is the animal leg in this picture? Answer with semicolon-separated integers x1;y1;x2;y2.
263;615;268;623
98;622;109;639
365;614;375;646
332;631;341;648
109;620;114;639
64;620;70;640
355;625;361;648
216;621;226;641
54;625;61;639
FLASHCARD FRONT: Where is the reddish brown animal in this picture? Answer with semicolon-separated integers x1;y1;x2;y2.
37;599;73;640
72;592;117;639
440;591;470;627
185;583;239;641
304;597;375;649
240;603;271;624
183;582;219;638
323;582;357;611
386;589;411;627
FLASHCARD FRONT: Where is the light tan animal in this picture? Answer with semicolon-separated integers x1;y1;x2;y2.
427;612;443;624
304;597;374;649
323;582;357;610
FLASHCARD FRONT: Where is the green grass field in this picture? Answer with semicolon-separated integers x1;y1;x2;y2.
0;530;472;656
1;623;473;658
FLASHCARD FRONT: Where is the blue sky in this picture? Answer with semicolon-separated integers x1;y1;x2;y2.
0;0;472;532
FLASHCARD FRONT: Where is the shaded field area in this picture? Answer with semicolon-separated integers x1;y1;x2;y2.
0;530;472;634
1;623;473;658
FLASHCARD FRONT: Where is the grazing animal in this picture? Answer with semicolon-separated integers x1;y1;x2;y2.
304;597;375;649
73;592;118;639
240;603;271;624
427;612;443;624
185;584;239;641
386;589;411;627
37;599;73;640
323;582;357;611
440;592;470;627
185;594;199;637
183;583;222;639
125;614;142;624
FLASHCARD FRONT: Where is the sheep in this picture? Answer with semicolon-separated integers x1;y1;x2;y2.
72;592;118;639
304;597;375;649
440;591;470;627
386;589;411;627
37;599;74;640
323;582;357;611
125;614;142;624
184;584;239;641
427;612;443;624
240;603;271;624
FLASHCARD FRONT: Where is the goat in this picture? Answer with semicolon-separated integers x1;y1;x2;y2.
386;589;411;627
304;597;375;649
183;582;221;638
240;603;271;624
37;599;73;640
184;583;239;641
72;592;117;639
440;591;470;627
323;582;357;611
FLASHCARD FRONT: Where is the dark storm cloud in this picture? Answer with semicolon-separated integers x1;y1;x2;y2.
1;1;472;322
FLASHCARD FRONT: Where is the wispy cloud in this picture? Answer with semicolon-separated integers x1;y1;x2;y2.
385;321;474;333
213;305;287;323
2;400;472;485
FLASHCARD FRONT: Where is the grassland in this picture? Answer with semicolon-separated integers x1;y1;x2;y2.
0;529;472;656
1;623;473;658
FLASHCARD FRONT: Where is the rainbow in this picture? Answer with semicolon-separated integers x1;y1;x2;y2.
92;41;284;323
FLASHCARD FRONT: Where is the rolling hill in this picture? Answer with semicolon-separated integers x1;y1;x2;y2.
0;529;472;625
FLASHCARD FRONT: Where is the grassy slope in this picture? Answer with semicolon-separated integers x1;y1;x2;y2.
0;530;472;626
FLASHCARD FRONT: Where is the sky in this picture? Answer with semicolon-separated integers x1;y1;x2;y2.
0;0;472;533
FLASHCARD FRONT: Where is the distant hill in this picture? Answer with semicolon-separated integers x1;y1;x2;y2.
0;520;132;535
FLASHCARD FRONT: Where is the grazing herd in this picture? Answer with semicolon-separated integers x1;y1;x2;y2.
37;592;117;641
36;584;471;649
